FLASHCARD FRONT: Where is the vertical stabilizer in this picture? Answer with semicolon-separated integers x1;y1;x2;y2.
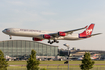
79;24;95;38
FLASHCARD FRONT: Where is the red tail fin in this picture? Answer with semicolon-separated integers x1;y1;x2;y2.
79;24;95;38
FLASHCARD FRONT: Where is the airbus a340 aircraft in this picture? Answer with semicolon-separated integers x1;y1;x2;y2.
2;24;101;44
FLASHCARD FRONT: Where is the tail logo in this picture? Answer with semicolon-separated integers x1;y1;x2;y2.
86;29;92;35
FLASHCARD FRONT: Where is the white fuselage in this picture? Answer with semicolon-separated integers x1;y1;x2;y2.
2;28;82;40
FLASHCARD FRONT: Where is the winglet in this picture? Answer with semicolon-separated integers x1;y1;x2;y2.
85;25;88;28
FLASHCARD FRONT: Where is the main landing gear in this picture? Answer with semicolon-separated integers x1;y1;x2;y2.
48;40;59;44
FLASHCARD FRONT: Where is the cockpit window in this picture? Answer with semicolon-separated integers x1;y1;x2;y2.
5;29;10;32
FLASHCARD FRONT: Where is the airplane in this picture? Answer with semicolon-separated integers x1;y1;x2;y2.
77;54;98;60
2;23;101;44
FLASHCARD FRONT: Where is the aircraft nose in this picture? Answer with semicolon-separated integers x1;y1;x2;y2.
2;29;6;33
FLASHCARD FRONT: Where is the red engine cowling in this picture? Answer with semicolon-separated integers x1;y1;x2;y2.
43;34;51;39
33;38;43;41
58;32;66;36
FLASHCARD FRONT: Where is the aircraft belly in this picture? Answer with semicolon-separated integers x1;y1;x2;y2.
63;34;79;40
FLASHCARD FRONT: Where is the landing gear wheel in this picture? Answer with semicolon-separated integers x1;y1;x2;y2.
50;41;54;44
56;41;59;43
54;40;56;42
52;41;54;43
50;42;52;44
48;40;50;43
9;35;12;39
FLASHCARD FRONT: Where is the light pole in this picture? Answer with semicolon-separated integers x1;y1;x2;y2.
64;43;70;70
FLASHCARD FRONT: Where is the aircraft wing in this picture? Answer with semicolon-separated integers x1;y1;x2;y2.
48;26;87;37
64;26;87;34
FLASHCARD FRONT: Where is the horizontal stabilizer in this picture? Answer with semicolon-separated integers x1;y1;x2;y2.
87;33;102;37
82;33;102;38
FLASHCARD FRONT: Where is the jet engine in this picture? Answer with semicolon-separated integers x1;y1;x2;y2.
43;34;51;39
33;38;43;41
58;32;66;36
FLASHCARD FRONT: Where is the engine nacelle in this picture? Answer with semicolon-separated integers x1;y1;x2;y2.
43;34;51;39
58;32;66;36
33;38;43;41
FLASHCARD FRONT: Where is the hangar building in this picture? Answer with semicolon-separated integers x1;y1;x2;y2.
0;40;58;58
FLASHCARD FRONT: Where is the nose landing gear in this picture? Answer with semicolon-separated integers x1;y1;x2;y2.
9;35;12;39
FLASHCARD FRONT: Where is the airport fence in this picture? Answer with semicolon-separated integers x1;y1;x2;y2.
7;65;105;70
47;67;105;70
7;67;105;70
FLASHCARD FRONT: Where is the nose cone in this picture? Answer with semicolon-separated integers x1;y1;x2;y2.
2;29;10;35
2;29;6;33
